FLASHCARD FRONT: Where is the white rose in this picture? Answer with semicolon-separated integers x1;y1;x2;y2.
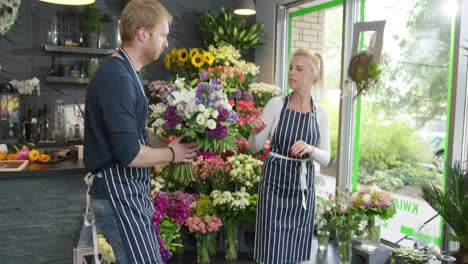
196;114;206;126
197;104;206;112
206;119;217;130
211;110;219;119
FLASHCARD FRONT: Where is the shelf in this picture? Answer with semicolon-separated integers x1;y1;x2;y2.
44;45;116;55
46;76;90;84
46;76;149;85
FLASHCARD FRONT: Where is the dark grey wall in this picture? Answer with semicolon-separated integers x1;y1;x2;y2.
0;0;235;114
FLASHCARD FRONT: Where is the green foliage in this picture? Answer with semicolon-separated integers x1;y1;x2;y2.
193;195;215;216
359;171;404;191
419;161;468;256
197;7;267;56
80;5;102;33
359;107;433;173
159;216;183;252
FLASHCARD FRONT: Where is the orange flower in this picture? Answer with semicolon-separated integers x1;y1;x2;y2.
7;153;19;160
0;151;6;160
28;149;40;162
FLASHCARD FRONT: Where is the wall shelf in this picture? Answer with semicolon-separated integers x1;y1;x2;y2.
46;76;90;84
46;76;149;85
44;45;116;55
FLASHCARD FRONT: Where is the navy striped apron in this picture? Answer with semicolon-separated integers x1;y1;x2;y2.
254;94;321;264
98;49;162;264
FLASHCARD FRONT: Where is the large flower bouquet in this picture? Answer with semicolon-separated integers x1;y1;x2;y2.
192;155;231;193
352;185;396;251
249;82;281;107
227;154;263;194
210;189;250;260
164;47;214;81
352;185;396;220
149;78;239;185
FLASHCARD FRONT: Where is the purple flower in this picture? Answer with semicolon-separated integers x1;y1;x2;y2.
199;71;210;80
232;89;242;99
217;106;230;120
153;193;169;226
242;91;254;101
206;121;228;139
156;231;173;261
164;105;183;128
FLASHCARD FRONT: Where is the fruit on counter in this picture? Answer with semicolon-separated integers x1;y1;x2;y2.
38;154;51;162
7;153;19;160
0;151;6;160
28;149;40;162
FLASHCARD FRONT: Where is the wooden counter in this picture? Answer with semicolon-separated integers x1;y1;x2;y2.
0;158;88;178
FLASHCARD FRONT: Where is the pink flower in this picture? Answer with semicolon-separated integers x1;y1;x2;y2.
207;222;217;232
193;216;201;225
340;204;347;213
198;223;206;233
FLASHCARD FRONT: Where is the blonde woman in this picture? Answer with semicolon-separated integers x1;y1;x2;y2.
249;48;330;264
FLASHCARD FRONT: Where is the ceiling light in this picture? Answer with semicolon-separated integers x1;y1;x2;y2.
39;0;95;5
234;0;256;16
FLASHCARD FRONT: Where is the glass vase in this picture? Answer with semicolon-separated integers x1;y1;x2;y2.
196;234;210;264
224;221;239;261
338;229;353;264
208;233;217;257
361;215;381;251
317;230;330;251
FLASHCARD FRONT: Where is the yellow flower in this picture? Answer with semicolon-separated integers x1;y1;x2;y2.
170;48;178;62
164;54;171;70
177;48;188;64
203;51;214;66
191;53;205;68
190;48;200;58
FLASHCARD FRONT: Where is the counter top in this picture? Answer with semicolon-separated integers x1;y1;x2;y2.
0;158;88;178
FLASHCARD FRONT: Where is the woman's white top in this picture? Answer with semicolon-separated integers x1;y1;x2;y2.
248;96;330;166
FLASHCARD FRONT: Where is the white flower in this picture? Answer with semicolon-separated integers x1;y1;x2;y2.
196;114;206;126
197;104;206;112
211;109;219;119
206;119;216;130
362;193;371;203
174;77;186;89
171;89;195;105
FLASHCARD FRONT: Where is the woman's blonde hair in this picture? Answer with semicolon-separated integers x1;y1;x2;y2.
119;0;173;44
292;48;325;102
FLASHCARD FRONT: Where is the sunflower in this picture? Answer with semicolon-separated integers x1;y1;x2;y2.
164;54;171;70
203;51;214;66
177;48;188;64
191;53;205;68
190;48;200;58
170;48;178;62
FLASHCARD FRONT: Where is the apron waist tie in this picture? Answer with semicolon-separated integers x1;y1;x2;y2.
84;172;102;264
269;151;309;210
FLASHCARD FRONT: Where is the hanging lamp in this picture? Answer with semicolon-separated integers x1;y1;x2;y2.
39;0;95;5
233;0;256;16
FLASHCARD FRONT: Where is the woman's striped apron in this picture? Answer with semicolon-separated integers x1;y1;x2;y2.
97;49;162;264
254;94;321;264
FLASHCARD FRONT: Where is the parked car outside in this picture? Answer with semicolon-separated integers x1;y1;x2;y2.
416;118;446;172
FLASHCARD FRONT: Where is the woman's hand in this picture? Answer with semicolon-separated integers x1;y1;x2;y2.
168;135;198;163
290;140;315;157
250;118;266;134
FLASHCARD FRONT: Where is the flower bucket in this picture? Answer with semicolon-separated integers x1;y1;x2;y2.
317;230;330;251
224;221;239;260
338;229;353;264
196;234;210;264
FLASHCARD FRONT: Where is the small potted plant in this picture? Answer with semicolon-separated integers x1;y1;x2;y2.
80;4;102;48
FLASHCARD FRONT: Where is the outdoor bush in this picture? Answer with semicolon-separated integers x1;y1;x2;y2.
359;110;433;173
360;170;404;191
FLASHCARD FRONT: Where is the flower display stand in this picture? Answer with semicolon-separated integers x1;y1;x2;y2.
351;242;392;264
73;224;94;264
